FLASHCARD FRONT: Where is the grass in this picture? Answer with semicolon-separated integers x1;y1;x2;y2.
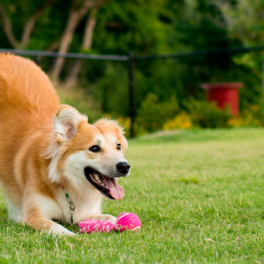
1;128;264;263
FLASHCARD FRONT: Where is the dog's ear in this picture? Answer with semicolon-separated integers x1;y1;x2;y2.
54;105;87;140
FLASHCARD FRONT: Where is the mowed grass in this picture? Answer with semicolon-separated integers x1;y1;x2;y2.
1;128;264;263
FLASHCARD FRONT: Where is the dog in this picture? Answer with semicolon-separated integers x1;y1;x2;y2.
0;54;130;235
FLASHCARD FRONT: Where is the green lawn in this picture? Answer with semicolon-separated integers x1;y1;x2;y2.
1;128;264;263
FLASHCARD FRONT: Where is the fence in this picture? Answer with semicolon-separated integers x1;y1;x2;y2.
1;45;264;137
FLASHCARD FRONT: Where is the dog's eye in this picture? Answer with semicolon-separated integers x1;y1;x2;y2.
117;144;121;150
89;145;101;153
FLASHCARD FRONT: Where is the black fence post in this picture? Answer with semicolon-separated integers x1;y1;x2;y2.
262;62;264;102
128;51;136;138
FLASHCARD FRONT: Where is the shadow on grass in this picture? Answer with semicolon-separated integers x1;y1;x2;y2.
0;206;7;220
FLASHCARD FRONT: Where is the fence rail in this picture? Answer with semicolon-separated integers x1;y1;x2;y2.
1;45;264;137
2;45;264;61
0;48;128;61
135;45;264;61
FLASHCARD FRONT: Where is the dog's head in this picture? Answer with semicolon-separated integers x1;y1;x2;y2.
45;105;130;200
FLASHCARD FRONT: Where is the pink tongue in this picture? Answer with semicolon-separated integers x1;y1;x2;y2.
102;177;124;200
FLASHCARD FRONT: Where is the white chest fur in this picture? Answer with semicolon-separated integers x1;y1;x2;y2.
33;187;102;224
55;188;103;224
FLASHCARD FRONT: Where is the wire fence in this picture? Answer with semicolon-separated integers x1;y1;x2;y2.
1;45;264;137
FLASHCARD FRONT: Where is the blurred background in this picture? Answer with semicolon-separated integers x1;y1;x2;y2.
1;0;264;137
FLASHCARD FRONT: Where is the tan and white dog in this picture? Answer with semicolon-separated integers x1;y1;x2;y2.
0;54;130;235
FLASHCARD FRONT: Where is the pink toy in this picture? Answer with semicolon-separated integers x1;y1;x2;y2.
116;212;141;232
78;219;116;234
78;212;141;234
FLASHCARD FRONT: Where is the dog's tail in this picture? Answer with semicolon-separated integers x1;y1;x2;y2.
0;53;59;121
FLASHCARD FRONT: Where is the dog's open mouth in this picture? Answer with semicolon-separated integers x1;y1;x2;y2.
84;167;124;200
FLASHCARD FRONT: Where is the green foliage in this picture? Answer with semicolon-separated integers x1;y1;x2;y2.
0;0;264;128
229;104;264;127
245;104;264;126
93;0;173;55
56;87;102;123
95;63;129;117
137;93;179;133
185;99;232;128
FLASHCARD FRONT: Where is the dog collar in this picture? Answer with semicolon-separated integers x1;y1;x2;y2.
62;186;75;224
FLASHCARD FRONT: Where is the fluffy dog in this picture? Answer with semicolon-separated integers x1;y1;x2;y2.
0;54;130;235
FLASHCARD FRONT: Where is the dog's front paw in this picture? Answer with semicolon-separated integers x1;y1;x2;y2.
49;224;75;236
90;214;117;224
104;215;117;224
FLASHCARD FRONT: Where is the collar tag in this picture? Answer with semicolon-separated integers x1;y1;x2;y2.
62;186;76;225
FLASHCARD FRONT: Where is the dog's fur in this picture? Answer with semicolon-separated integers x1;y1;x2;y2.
0;54;130;235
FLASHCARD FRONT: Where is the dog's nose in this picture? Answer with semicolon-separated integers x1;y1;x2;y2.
116;162;130;174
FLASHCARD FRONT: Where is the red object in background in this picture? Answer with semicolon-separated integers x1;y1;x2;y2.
200;83;244;116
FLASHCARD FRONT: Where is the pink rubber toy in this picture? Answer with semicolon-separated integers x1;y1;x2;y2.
116;212;141;232
78;212;141;234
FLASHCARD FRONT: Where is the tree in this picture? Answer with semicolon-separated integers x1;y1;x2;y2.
51;0;108;80
0;0;262;115
217;0;264;67
0;0;54;49
64;6;99;89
